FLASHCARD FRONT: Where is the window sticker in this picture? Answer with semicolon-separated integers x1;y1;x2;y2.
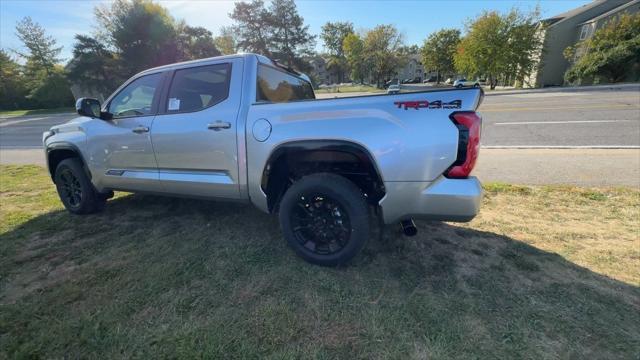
168;98;181;111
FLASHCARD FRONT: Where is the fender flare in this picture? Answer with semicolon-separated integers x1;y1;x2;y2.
46;142;91;180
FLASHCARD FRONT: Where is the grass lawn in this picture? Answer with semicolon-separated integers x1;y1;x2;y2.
315;85;383;94
1;165;638;358
0;107;74;118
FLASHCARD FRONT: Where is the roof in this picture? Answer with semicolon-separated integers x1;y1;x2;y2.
543;0;609;26
141;53;255;74
578;0;639;24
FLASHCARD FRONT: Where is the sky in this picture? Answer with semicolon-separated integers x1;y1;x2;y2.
1;0;592;63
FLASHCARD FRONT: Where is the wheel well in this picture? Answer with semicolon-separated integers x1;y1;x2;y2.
47;148;83;179
261;141;385;212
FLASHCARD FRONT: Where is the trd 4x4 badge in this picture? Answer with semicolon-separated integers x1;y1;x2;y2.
394;99;461;110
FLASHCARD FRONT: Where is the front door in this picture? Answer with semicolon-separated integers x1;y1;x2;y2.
87;72;165;192
150;58;243;198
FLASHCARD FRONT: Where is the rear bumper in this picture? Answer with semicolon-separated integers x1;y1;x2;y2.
379;176;482;224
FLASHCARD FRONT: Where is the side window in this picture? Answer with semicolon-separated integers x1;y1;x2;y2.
257;65;315;103
166;63;231;113
108;73;163;118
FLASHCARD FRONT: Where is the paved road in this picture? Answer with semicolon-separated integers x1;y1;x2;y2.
479;87;640;147
1;86;638;149
0;113;75;148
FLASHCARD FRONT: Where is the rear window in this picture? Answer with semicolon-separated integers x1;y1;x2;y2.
256;64;314;103
166;63;231;113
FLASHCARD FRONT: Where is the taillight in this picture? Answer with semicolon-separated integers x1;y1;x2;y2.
446;111;482;178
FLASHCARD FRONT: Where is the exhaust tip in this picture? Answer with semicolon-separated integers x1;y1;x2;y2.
400;219;417;237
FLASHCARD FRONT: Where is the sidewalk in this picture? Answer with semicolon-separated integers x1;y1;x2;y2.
2;148;638;187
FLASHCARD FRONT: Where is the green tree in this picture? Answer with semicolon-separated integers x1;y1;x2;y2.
175;23;221;60
14;17;74;108
214;26;238;55
66;35;121;100
95;0;179;74
454;11;507;89
342;33;367;84
363;25;405;87
421;29;460;83
267;0;315;68
321;21;354;83
0;50;28;110
15;16;62;77
565;13;640;84
230;0;273;57
454;8;542;89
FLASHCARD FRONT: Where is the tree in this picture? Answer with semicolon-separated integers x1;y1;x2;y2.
454;8;542;89
214;26;238;55
175;23;221;60
15;17;62;77
230;0;273;57
363;25;405;87
95;0;179;75
504;8;543;87
342;33;367;84
565;13;640;84
0;50;28;110
321;21;354;83
321;22;354;56
14;17;74;108
66;35;121;100
267;0;315;68
455;11;507;89
421;29;460;83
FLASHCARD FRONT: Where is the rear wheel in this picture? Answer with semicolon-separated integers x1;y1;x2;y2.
54;158;106;214
473;83;480;88
456;84;463;88
279;173;370;266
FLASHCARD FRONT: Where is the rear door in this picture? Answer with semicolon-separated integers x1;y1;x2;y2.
150;58;243;198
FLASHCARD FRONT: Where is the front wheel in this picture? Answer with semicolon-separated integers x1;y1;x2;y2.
473;83;480;88
455;84;463;88
279;173;370;266
54;158;106;214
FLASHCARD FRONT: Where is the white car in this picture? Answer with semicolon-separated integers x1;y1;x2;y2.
387;84;400;94
453;78;481;88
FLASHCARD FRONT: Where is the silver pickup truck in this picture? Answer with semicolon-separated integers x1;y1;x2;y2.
44;53;483;266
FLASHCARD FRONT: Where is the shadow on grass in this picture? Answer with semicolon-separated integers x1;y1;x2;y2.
1;194;639;358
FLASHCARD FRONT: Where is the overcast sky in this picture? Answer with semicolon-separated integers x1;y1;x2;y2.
1;0;591;62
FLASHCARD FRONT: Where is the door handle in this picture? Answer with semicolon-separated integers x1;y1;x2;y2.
207;121;231;131
132;126;149;134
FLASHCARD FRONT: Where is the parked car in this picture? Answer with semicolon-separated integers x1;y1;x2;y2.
422;76;437;84
44;53;483;266
387;84;400;94
383;79;398;89
453;78;481;88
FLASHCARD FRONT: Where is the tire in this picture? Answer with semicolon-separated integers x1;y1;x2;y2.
456;84;463;88
279;173;370;266
473;83;480;88
54;158;106;214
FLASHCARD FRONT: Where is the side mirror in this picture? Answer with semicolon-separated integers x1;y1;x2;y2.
76;98;101;118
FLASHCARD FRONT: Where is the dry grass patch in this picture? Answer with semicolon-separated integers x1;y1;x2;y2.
1;166;639;358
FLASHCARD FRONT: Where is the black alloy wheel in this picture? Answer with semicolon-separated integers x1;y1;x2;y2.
290;193;352;255
54;158;106;214
58;168;83;209
279;173;370;266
